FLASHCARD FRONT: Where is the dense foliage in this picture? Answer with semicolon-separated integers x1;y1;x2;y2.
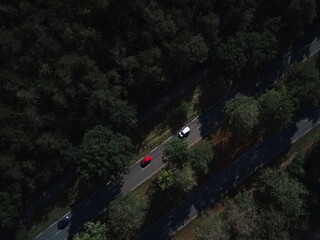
78;125;133;182
159;139;215;193
0;0;317;232
225;61;320;136
195;168;309;240
224;94;259;137
107;193;149;239
73;221;109;240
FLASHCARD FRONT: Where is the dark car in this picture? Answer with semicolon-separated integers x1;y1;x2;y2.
58;216;71;230
140;155;152;167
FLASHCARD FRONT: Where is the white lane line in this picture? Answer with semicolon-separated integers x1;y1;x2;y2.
162;136;173;144
55;230;62;236
191;116;198;122
63;211;70;217
130;164;167;191
35;232;43;238
141;164;151;171
189;137;202;147
106;181;111;185
135;157;144;164
49;222;56;228
303;128;312;135
151;146;158;153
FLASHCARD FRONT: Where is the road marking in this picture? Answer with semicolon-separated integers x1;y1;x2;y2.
35;232;43;238
191;116;198;122
141;164;151;171
63;212;70;218
303;128;312;135
55;230;62;236
162;136;173;144
106;181;111;186
189;137;202;147
135;157;144;164
151;146;158;153
49;222;56;228
130;164;167;191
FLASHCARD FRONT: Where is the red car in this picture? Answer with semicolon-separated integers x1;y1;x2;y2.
140;155;152;167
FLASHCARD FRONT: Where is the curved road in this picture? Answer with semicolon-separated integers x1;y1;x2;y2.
34;23;320;240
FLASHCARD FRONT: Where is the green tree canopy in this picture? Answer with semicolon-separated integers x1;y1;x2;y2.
216;31;278;78
73;221;109;240
224;192;257;239
195;212;230;240
189;140;215;175
286;62;320;110
254;168;308;226
107;193;149;239
258;88;295;132
256;207;290;240
156;169;174;192
163;138;190;168
173;165;197;194
78;125;133;182
282;0;316;42
224;94;259;137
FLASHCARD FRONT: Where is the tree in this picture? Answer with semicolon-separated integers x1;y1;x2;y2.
219;0;257;34
168;33;209;76
282;0;316;42
156;169;174;191
195;212;230;240
216;31;278;78
78;125;133;182
109;100;137;132
286;62;320;111
142;3;178;41
254;168;308;226
196;13;220;47
224;192;257;239
0;184;22;229
107;193;149;239
256;207;290;240
258;88;295;132
163;138;190;167
173;165;197;193
224;94;259;137
286;152;306;180
189;140;215;175
73;221;109;240
179;34;209;65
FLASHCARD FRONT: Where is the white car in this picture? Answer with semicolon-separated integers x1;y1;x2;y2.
178;126;190;138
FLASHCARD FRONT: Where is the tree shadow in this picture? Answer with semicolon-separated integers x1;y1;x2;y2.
136;183;194;240
66;178;123;238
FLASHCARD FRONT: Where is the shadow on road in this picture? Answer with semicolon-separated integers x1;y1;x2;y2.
66;179;123;238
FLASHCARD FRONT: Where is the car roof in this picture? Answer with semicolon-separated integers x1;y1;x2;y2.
182;126;190;134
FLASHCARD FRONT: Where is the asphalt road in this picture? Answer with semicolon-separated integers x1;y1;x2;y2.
135;109;320;240
34;23;320;240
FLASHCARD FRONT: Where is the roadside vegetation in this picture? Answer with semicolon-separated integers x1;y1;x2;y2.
173;124;320;240
73;57;320;240
0;0;319;239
